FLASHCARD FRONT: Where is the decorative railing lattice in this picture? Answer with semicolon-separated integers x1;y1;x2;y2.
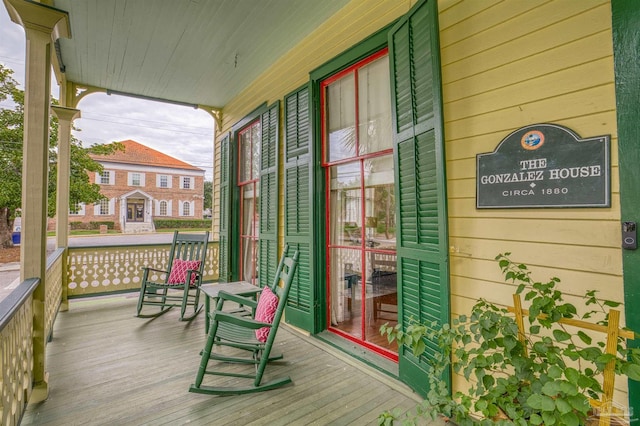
0;279;37;426
66;242;219;297
45;249;64;338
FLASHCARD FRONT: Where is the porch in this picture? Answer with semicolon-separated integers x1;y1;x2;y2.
20;293;433;425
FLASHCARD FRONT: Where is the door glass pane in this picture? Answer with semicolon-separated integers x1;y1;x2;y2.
358;56;392;155
241;184;258;283
364;251;397;349
329;163;362;247
363;155;396;250
326;74;356;162
329;247;362;338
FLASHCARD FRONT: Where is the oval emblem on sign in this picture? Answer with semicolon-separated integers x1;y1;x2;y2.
521;130;545;150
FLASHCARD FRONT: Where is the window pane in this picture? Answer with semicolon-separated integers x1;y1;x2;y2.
252;124;261;180
329;163;362;247
239;127;252;182
239;121;260;183
326;74;356;162
358;56;392;154
363;155;396;250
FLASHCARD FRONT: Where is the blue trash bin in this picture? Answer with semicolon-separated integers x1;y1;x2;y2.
11;232;20;245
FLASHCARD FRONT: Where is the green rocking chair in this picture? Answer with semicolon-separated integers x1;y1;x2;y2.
189;245;299;395
136;230;209;321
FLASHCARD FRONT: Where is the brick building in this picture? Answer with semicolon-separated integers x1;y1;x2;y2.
70;139;206;233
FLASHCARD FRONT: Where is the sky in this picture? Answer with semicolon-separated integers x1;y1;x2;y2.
0;6;215;181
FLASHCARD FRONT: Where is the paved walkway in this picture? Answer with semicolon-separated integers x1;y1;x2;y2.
0;261;20;302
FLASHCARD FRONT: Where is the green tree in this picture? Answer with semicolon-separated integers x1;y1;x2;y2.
0;64;123;247
203;180;212;211
0;65;23;247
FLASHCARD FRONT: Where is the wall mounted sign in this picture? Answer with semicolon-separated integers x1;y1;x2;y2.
477;124;610;209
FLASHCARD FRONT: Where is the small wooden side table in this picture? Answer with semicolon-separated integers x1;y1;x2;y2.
200;282;262;333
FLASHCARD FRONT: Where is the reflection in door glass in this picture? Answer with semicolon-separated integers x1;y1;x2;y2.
327;155;398;354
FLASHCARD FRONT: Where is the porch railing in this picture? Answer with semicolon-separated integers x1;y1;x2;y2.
66;241;220;297
45;248;65;337
0;277;38;426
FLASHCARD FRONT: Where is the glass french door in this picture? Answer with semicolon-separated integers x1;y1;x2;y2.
322;48;399;359
238;120;261;285
127;200;144;222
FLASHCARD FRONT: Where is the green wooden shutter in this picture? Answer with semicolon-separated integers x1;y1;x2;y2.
283;85;315;332
389;0;450;397
218;133;231;282
258;102;280;288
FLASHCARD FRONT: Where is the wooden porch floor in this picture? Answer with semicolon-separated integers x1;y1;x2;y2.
21;294;445;425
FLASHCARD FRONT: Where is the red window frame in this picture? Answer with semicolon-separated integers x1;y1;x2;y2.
237;119;260;285
320;47;398;362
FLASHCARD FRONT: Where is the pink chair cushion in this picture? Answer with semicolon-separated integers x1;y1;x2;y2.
254;286;279;342
167;259;201;286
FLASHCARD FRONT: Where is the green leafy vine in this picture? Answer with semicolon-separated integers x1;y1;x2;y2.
379;253;640;426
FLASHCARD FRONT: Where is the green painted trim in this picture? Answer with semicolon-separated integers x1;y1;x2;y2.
310;22;392;334
218;132;232;282
612;0;640;417
311;78;326;332
231;102;268;133
228;103;269;281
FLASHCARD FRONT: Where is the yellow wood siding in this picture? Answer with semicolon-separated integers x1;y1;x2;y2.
439;0;627;406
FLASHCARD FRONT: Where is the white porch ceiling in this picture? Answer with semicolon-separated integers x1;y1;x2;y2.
53;0;350;108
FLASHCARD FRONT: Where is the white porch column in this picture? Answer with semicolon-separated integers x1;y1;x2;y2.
51;105;80;313
4;0;70;402
51;106;80;249
198;106;221;237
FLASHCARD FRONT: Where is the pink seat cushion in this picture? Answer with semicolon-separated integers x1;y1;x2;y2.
254;286;279;342
167;259;201;286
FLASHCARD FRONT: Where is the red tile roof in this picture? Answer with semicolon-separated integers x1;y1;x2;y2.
90;140;203;172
